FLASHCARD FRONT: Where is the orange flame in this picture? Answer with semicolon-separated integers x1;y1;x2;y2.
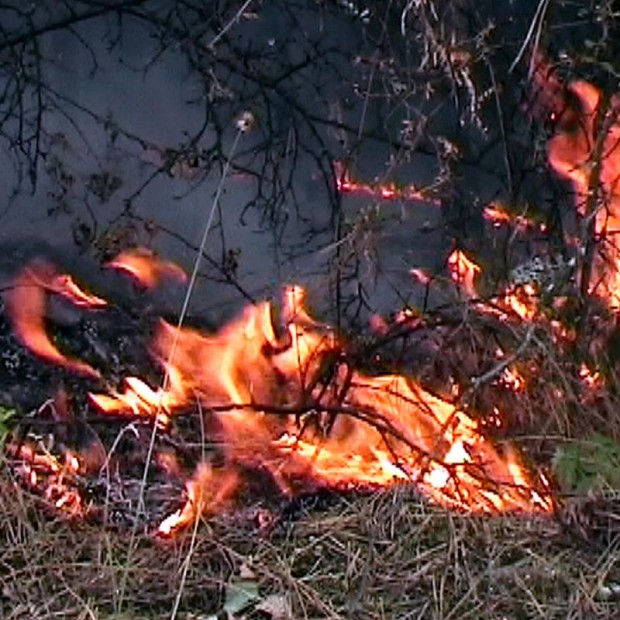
6;257;553;534
533;55;620;308
4;261;102;377
158;464;239;536
90;285;551;524
447;249;480;297
5;441;85;517
334;161;439;204
106;247;188;289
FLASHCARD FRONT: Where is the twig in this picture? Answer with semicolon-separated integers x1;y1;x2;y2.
116;125;246;614
468;323;536;391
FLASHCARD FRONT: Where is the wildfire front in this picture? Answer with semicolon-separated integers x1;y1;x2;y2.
1;250;553;537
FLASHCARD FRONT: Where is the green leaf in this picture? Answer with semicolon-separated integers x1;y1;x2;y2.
204;577;260;620
552;434;620;493
0;406;16;452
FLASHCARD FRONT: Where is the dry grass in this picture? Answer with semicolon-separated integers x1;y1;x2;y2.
1;469;620;620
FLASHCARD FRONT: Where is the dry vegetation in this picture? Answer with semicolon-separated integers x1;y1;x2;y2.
3;1;620;619
2;475;620;620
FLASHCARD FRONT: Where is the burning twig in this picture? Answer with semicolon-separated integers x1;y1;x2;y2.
468;324;536;392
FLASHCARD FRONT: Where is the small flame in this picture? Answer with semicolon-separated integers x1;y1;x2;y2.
5;441;86;517
158;464;239;536
334;161;439;204
106;247;188;289
447;250;480;297
499;284;539;321
499;367;526;392
579;363;601;390
483;204;547;233
4;261;101;377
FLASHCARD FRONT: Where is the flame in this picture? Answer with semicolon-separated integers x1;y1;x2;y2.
447;249;480;297
579;363;601;390
5;440;86;517
483;203;547;233
106;247;188;289
533;55;620;308
499;284;539;321
90;285;551;522
334;161;439;203
6;255;553;534
158;464;239;536
4;260;102;377
88;362;186;428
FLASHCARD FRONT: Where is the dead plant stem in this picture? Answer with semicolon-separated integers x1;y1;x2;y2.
115;126;245;614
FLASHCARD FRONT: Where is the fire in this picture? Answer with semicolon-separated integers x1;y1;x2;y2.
4;255;554;536
106;247;188;289
447;249;480;297
532;55;620;308
499;284;539;321
5;441;85;516
483;203;547;233
4;260;104;378
334;161;440;203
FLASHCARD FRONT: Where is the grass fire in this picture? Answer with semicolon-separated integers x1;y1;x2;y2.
3;250;553;539
4;3;620;618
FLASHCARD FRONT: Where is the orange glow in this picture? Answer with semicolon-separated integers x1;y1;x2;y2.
410;268;431;285
533;55;620;309
447;249;481;297
158;464;239;536
88;362;186;428
579;363;601;390
334;161;440;204
498;284;539;321
5;441;86;517
483;204;547;233
499;367;525;392
106;247;188;289
89;285;551;523
4;261;100;378
5;256;554;535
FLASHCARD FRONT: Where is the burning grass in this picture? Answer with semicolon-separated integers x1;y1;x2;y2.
2;256;620;618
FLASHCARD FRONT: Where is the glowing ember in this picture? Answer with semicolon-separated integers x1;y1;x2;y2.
579;363;601;390
410;268;431;285
483;204;547;233
498;284;539;321
5;441;86;517
106;247;188;289
334;161;439;203
499;367;525;392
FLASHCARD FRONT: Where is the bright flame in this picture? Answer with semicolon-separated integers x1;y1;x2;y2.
6;256;554;534
92;285;551;521
533;55;620;309
158;464;239;537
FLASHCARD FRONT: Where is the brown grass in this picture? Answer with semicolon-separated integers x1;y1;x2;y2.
2;469;620;620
